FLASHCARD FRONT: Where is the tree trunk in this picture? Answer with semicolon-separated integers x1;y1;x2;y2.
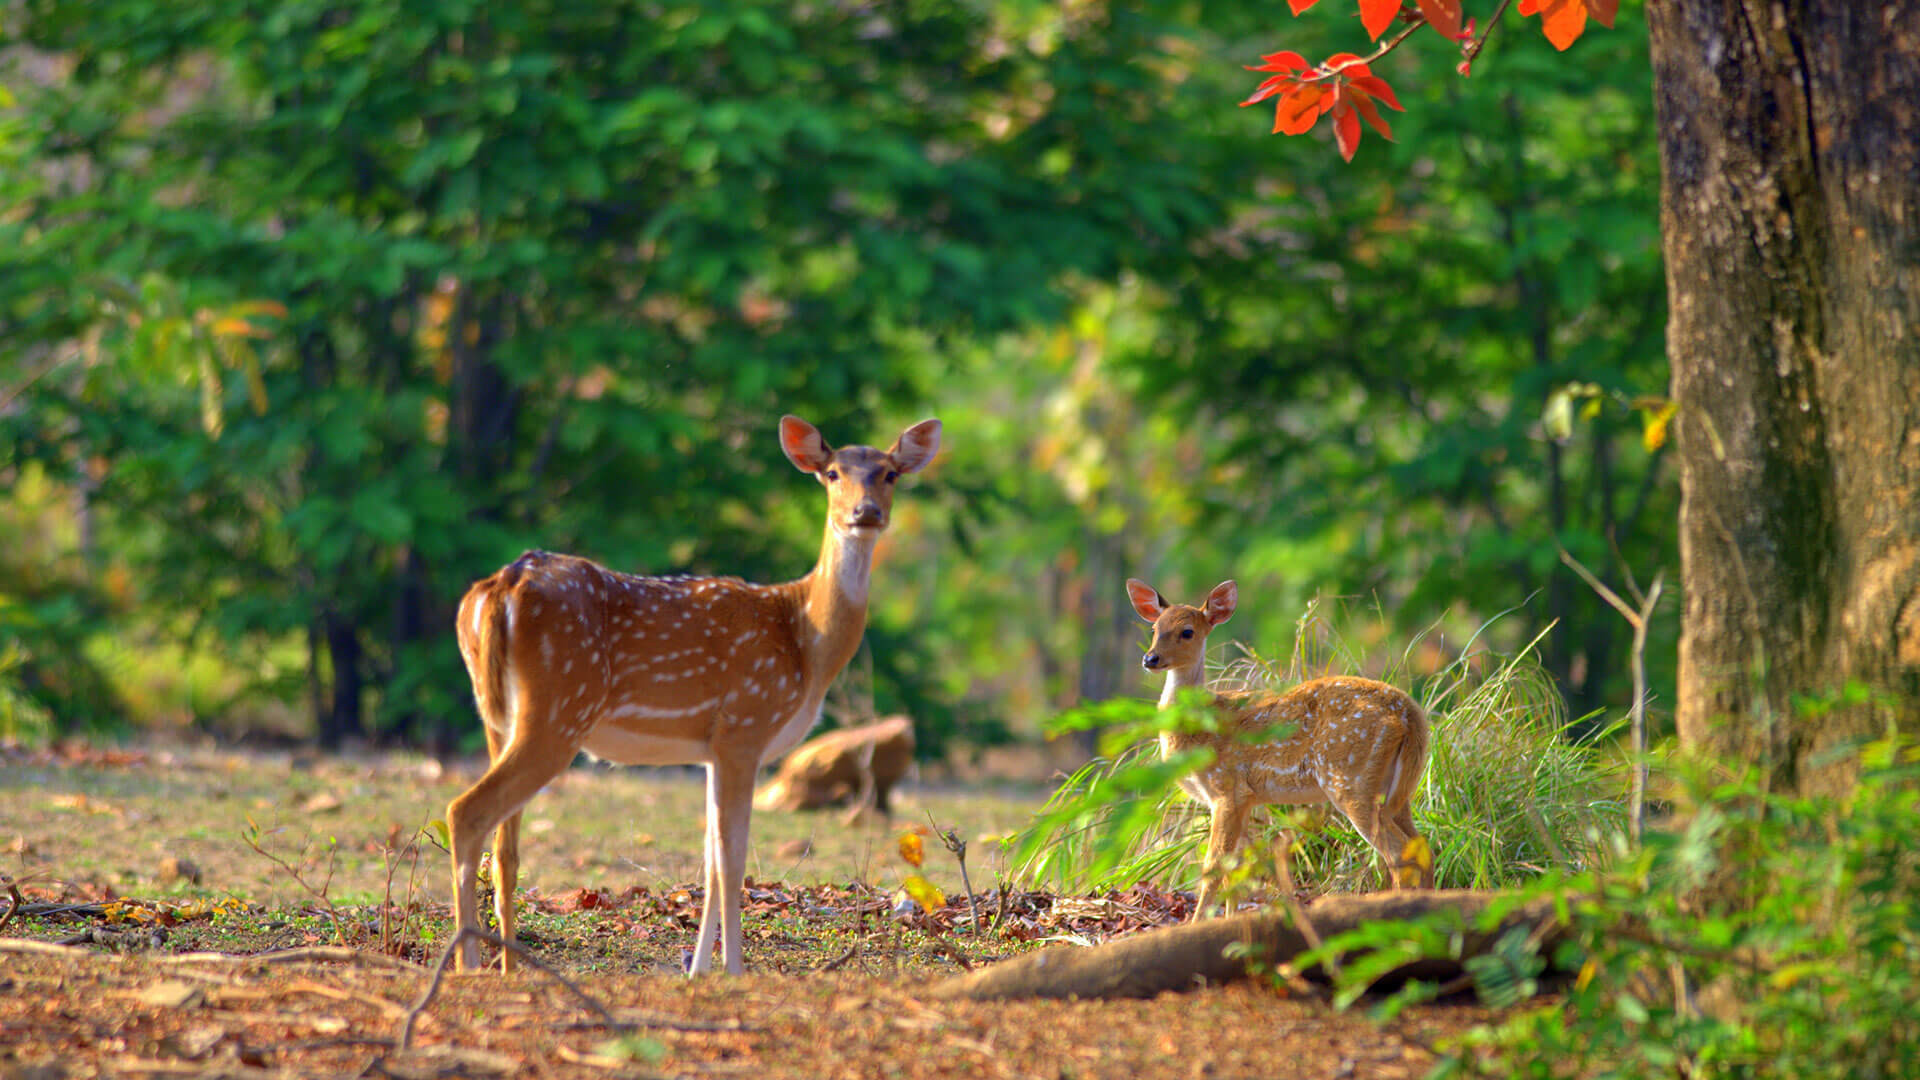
1650;1;1920;795
317;610;364;748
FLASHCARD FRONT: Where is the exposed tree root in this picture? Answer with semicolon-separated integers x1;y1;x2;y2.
929;890;1568;1001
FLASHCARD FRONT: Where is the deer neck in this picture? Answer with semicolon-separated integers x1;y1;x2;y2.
792;522;878;683
1157;657;1209;709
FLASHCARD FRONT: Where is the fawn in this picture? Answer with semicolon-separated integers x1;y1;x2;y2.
1125;578;1432;918
448;415;941;975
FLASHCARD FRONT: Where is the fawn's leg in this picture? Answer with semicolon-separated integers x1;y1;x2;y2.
1194;795;1253;920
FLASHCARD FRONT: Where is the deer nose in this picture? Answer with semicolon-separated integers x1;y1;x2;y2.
850;501;885;527
1142;653;1161;671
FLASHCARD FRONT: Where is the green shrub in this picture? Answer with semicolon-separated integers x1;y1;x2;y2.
1010;603;1625;897
1441;736;1920;1079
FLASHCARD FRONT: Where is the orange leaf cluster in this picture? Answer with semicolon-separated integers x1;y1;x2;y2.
1517;0;1617;50
1240;52;1405;162
1287;0;1470;42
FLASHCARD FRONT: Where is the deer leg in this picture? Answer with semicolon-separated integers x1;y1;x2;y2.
1194;795;1252;921
475;721;524;975
1329;782;1412;891
492;812;521;973
690;775;724;975
690;755;757;975
448;727;578;973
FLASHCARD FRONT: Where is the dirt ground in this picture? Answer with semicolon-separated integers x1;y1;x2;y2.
0;740;1510;1078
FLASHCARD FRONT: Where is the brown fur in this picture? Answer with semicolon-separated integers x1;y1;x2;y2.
1127;578;1433;919
753;715;916;815
446;416;941;976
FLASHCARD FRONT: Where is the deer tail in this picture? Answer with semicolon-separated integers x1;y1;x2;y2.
1389;698;1431;815
462;563;525;739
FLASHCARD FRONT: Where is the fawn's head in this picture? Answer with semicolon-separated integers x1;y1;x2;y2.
780;415;942;536
1126;578;1237;672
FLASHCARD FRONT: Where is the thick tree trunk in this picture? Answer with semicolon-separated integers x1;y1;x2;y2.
1650;1;1920;795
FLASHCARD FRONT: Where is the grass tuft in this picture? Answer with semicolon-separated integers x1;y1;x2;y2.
1011;601;1626;897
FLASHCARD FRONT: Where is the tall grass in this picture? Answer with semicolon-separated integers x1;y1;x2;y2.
1011;600;1627;897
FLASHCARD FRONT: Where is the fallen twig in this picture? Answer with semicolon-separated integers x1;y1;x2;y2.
928;815;980;938
400;927;618;1049
0;874;20;935
819;944;860;973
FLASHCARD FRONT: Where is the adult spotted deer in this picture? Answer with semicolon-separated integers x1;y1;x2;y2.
449;415;941;975
1125;578;1431;918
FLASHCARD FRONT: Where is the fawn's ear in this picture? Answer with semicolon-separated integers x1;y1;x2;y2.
1126;578;1168;623
887;418;942;474
780;415;834;474
1204;580;1238;626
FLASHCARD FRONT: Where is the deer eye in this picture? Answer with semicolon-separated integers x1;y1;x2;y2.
825;469;839;481
1180;628;1194;640
885;471;898;483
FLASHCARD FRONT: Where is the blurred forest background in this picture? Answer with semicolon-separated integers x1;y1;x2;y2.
0;0;1670;761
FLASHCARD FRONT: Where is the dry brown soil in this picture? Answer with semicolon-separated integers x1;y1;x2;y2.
0;740;1508;1078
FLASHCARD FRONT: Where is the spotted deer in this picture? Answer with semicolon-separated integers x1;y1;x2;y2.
449;415;942;975
1125;578;1432;918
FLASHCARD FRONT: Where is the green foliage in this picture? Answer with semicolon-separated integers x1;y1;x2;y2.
1010;604;1623;896
1127;0;1674;723
0;0;1673;759
2;0;1251;744
1423;737;1920;1078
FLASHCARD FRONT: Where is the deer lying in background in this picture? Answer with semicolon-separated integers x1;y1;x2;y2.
753;714;916;819
449;415;941;975
1125;578;1432;919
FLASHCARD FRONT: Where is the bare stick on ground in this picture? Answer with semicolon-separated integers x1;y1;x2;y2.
400;927;618;1048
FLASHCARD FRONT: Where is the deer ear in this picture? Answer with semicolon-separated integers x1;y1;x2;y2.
1205;580;1238;626
887;418;942;474
1126;578;1167;623
779;415;833;473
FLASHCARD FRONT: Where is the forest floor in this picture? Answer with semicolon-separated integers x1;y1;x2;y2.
0;739;1507;1079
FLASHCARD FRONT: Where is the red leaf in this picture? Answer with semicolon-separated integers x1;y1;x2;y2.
1331;101;1362;162
1241;74;1298;106
1348;74;1405;111
1288;0;1323;13
1274;85;1327;135
1520;0;1590;50
1414;0;1466;39
1588;0;1619;27
1352;95;1395;141
1247;50;1309;73
550;887;611;912
1358;0;1401;40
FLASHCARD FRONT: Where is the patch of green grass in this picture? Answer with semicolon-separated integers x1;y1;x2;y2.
1010;602;1626;898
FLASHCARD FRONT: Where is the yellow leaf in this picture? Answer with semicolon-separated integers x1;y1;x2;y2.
229;299;289;319
897;831;925;868
1768;961;1827;990
1394;835;1433;889
1578;397;1603;422
901;874;945;910
1576;957;1597;992
210;316;270;339
1542;387;1575;443
1641;399;1678;453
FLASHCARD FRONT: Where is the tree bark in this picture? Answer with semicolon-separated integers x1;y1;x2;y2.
929;891;1565;1001
1651;1;1920;795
